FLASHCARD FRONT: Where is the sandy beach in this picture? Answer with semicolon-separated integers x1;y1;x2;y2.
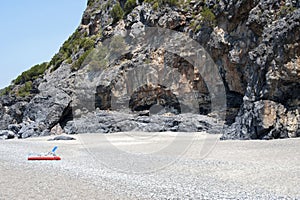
1;132;300;199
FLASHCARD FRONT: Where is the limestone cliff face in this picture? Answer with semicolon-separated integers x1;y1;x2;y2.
220;0;300;139
0;0;299;139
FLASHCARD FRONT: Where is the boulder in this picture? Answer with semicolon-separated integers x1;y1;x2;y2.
0;130;15;140
8;124;22;134
0;96;27;130
50;124;65;135
48;135;76;141
23;91;71;129
18;122;48;139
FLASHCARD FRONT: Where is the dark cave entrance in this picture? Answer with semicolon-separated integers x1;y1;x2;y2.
94;52;214;115
95;85;112;110
58;103;73;129
129;84;181;115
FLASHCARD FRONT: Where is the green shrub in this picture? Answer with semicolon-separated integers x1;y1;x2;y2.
50;30;81;72
145;0;178;10
162;0;178;6
153;1;159;10
87;0;96;6
124;0;137;14
103;1;112;11
49;29;97;72
111;3;124;23
0;85;13;96
14;62;48;85
17;81;33;97
195;25;202;32
49;53;64;72
81;37;95;51
71;49;93;71
201;7;216;27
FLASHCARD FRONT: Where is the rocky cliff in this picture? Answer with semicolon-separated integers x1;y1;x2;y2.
0;0;299;139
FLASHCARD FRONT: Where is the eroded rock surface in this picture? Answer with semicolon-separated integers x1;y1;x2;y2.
64;110;222;134
0;0;299;139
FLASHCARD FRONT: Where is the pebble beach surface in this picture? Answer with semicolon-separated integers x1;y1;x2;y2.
0;132;299;199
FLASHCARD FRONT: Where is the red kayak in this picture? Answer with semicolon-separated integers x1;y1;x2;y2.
28;155;61;161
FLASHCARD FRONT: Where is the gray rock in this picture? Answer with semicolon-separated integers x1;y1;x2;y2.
223;8;300;140
8;124;22;134
65;110;223;134
0;130;15;140
18;122;47;139
22;64;73;132
23;91;71;129
0;96;28;130
158;8;185;29
48;135;76;141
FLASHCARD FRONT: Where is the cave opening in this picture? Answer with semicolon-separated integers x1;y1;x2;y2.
59;103;73;129
95;85;112;110
129;84;181;115
93;52;214;115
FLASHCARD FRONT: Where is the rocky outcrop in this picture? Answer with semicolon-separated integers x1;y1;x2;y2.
17;64;73;138
222;6;300;139
64;110;222;134
0;96;28;130
223;100;300;139
0;130;15;140
0;0;299;139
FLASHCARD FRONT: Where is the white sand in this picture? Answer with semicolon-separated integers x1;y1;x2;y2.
0;133;300;199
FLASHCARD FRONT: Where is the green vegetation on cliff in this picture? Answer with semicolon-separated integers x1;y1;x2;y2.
0;85;13;96
13;62;48;85
145;0;178;7
49;30;81;71
201;7;216;27
71;49;94;71
111;2;124;23
17;81;33;97
87;0;96;7
110;0;178;23
1;80;33;98
189;7;216;32
0;62;48;97
49;30;96;72
124;0;137;14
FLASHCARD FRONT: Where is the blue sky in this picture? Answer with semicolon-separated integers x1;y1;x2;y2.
0;1;87;88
